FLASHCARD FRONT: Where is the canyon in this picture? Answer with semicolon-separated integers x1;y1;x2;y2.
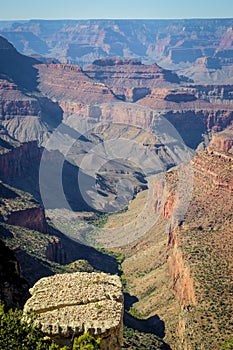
113;127;233;349
0;32;232;350
0;19;233;84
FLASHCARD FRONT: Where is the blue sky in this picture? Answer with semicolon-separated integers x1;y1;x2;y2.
0;0;232;20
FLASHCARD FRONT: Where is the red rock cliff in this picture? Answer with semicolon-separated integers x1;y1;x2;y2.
6;207;48;233
45;237;67;264
85;58;180;101
0;141;41;179
154;176;196;307
37;63;117;117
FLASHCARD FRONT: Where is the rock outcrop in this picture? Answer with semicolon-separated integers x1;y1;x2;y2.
0;80;62;144
85;58;180;101
188;84;233;106
45;237;67;264
165;128;233;349
37;63;117;117
6;207;48;233
0;180;48;235
167;226;196;308
83;59;233;149
0;81;40;118
0;37;63;145
115;126;233;349
24;272;124;349
0;141;41;179
209;125;233;153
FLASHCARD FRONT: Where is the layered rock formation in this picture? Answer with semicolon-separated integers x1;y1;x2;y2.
6;207;48;233
137;85;233;147
37;63;117;117
0;179;48;235
85;58;180;101
1;19;233;84
174;129;233;346
110;125;233;349
84;58;233;148
0;31;233;350
0;141;41;179
0;81;62;145
168;133;233;349
0;36;63;145
24;272;124;349
210;126;233;152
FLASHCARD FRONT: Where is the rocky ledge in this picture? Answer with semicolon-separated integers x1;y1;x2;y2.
24;272;124;349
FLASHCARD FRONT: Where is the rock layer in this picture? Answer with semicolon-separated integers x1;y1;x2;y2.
24;272;124;349
37;63;117;117
6;207;48;233
0;141;41;179
85;58;180;101
1;19;233;82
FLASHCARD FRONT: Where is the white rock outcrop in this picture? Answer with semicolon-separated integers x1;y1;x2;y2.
24;272;124;349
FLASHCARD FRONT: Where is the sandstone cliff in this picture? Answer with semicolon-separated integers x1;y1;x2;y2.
82;58;233;149
136;90;233;148
0;80;63;144
209;125;233;153
0;37;63;144
165;129;233;349
0;141;41;179
85;58;180;101
110;126;233;350
24;272;124;349
37;63;117;117
6;207;48;234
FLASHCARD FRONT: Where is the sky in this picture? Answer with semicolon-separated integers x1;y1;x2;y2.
0;0;232;20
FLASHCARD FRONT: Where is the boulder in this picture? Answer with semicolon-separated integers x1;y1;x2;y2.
24;272;124;349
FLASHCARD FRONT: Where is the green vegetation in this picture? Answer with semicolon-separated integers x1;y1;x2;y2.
0;223;94;284
123;326;170;350
0;304;101;350
128;306;145;320
95;247;125;266
0;304;56;350
179;227;233;349
73;333;101;349
87;213;109;228
65;260;93;273
222;338;233;350
95;247;126;287
86;208;127;229
95;303;102;310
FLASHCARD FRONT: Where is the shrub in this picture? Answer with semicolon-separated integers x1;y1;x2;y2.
222;338;233;350
73;332;101;349
0;304;52;349
0;304;101;350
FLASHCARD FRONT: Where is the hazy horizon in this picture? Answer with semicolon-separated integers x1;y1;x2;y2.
1;0;232;21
